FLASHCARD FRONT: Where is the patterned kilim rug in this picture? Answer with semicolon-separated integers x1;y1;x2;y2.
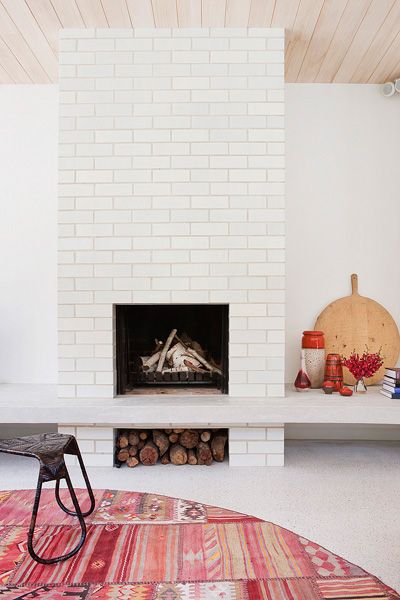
0;489;398;599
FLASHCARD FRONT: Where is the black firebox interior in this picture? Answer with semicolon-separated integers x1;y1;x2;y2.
116;304;229;395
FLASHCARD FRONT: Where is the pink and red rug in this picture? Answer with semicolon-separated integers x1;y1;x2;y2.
0;488;398;599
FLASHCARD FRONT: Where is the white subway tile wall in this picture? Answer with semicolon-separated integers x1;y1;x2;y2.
229;426;285;466
58;28;285;400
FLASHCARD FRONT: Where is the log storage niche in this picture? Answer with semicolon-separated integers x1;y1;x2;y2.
115;428;229;467
116;304;229;395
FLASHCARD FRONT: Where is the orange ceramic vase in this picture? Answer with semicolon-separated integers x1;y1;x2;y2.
302;331;325;349
302;331;325;388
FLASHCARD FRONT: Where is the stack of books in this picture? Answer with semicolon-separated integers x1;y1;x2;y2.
380;367;400;399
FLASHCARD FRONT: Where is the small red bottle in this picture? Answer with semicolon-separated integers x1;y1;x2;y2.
294;350;311;392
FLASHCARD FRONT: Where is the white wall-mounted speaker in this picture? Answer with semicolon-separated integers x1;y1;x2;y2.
382;81;395;97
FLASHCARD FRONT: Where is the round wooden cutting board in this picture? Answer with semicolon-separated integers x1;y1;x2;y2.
315;274;400;385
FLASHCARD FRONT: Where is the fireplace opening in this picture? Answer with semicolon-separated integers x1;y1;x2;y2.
116;304;229;395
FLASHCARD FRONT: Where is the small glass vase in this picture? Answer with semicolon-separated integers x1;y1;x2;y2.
354;377;367;393
294;350;311;392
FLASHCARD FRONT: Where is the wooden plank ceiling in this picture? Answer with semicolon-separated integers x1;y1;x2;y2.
0;0;399;84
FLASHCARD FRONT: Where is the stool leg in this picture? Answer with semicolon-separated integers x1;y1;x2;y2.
55;449;95;518
27;471;87;565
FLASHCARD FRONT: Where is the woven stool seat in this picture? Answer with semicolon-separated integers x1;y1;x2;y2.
0;432;95;564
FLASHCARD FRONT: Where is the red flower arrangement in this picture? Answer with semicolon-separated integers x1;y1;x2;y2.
342;348;383;380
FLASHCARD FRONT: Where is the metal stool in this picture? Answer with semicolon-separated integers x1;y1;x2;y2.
0;433;95;564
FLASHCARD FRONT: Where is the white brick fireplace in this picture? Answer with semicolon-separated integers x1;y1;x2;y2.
58;27;285;467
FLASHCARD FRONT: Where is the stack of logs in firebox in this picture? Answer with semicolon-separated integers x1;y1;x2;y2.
116;429;228;467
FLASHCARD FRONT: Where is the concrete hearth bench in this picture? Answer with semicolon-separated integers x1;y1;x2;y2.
0;384;399;468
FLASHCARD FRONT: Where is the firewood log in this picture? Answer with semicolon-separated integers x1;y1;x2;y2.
211;433;228;462
167;343;202;370
165;428;172;434
117;432;129;448
138;439;145;450
200;430;211;442
170;444;188;465
153;430;169;456
186;347;222;375
179;333;205;358
128;445;138;457
117;448;129;462
156;328;178;372
166;343;180;361
171;335;202;371
187;449;197;465
183;359;206;372
139;441;159;466
151;339;164;354
128;431;140;446
197;441;213;465
161;453;170;465
156;337;163;345
182;333;206;358
173;428;184;434
168;433;179;443
142;351;161;370
139;431;148;441
179;429;199;449
126;456;139;468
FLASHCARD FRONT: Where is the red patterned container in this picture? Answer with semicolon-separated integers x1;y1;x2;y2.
324;353;343;391
301;331;325;388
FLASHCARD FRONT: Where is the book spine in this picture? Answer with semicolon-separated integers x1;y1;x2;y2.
379;389;400;399
382;384;400;393
385;369;400;379
383;377;400;385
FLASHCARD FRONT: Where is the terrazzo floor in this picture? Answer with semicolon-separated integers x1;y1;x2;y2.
1;440;399;592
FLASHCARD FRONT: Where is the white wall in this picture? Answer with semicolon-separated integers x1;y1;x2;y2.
286;84;400;382
0;83;399;388
0;85;58;383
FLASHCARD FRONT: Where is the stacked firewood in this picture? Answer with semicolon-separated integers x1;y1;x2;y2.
116;428;228;467
138;330;222;377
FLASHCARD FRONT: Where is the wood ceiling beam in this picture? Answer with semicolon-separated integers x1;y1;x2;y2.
225;0;251;27
126;0;155;27
0;1;50;82
333;0;396;83
315;0;372;83
75;0;108;27
101;0;132;27
248;0;275;27
177;0;201;27
0;35;32;82
49;0;84;27
151;0;178;27
201;0;226;26
350;0;400;83
285;0;325;82
25;0;61;54
1;0;58;80
368;29;400;83
271;0;300;29
0;0;399;83
0;61;14;83
297;0;348;82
